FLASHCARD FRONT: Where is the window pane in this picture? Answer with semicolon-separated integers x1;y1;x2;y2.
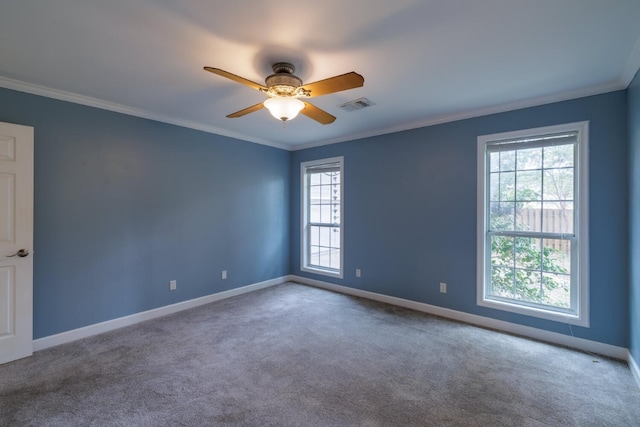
310;246;320;266
541;204;573;234
318;247;331;267
331;185;340;202
490;266;515;298
320;204;331;223
499;151;516;171
331;205;341;224
489;202;515;231
490;173;500;201
543;168;573;201
321;184;332;201
319;172;330;185
491;235;514;267
516;170;541;201
310;205;320;223
541;238;571;275
309;185;320;201
309;173;320;185
541;273;570;308
516;147;542;171
516;202;541;232
514;237;541;270
490;152;500;172
499;172;515;201
543;144;573;169
319;227;331;247
330;248;340;270
331;227;341;249
310;226;319;246
515;269;541;303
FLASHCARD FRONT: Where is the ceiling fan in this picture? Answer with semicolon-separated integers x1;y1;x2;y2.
204;62;364;124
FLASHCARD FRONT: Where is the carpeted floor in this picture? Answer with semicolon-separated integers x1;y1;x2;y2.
1;282;639;426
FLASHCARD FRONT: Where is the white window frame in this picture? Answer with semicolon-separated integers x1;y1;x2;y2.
477;122;589;326
301;156;344;279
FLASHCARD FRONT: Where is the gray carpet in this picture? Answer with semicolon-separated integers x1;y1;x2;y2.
1;282;639;426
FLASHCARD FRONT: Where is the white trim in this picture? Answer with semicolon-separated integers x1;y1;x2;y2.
0;76;290;151
628;351;640;389
291;81;622;151
291;275;627;361
476;121;589;327
300;157;344;279
33;276;291;351
620;36;640;88
0;74;623;153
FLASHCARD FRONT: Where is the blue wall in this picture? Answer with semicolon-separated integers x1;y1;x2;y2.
0;88;290;339
0;84;632;348
291;91;629;347
630;70;640;363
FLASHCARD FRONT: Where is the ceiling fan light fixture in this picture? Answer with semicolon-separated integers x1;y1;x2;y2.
264;97;305;122
205;62;363;125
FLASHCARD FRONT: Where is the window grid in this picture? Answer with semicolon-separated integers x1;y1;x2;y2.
302;158;343;277
486;140;576;311
478;123;588;326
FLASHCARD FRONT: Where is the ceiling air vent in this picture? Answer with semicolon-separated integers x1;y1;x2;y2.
339;97;375;112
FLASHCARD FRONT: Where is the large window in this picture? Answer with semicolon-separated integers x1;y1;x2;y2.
301;157;344;278
477;122;589;326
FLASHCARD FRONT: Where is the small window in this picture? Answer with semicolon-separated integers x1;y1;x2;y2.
477;122;589;326
301;157;344;278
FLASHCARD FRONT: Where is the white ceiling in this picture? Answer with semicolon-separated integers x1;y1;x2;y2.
1;1;639;150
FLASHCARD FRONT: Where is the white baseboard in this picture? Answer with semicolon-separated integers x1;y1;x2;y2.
33;276;289;351
292;275;629;361
629;352;640;389
30;274;639;389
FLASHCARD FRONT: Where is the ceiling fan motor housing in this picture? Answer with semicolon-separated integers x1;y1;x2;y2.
264;62;307;97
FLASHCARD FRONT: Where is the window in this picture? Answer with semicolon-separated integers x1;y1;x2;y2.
301;157;344;278
477;122;588;326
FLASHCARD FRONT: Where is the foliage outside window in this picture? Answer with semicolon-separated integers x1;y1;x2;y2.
477;122;589;326
301;157;343;278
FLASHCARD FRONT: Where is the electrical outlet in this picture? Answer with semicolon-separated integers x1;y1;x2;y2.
222;270;227;280
440;282;447;293
169;280;177;291
356;268;361;278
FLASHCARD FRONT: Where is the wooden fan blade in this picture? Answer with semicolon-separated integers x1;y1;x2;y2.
204;67;267;92
227;103;265;118
301;72;364;97
300;102;336;124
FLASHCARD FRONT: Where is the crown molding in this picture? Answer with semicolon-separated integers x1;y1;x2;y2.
0;76;291;151
0;75;627;153
620;36;640;87
291;80;624;151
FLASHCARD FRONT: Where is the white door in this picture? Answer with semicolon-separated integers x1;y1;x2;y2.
0;121;34;365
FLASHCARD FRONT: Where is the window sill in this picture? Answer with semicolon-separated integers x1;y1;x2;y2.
478;297;589;327
301;265;343;280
